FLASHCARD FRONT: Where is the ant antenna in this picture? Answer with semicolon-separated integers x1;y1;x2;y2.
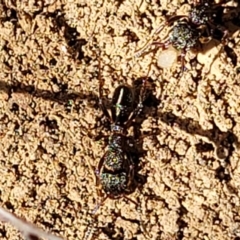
84;195;108;240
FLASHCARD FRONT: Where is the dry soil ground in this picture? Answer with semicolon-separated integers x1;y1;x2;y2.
0;0;240;240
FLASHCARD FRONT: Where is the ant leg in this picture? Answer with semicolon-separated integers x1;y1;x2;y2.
180;49;187;73
134;36;160;58
137;204;152;239
165;15;188;24
124;196;151;239
84;196;108;240
84;156;109;239
151;40;171;50
134;15;186;58
84;217;96;240
208;21;229;45
83;158;102;240
135;40;171;59
90;57;112;136
133;21;169;58
98;57;112;121
125;76;148;129
84;157;109;240
192;0;200;5
124;67;152;131
96;154;107;183
99;81;111;121
219;28;229;45
133;23;168;58
92;195;108;215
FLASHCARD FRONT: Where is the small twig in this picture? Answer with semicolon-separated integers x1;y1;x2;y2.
0;207;65;240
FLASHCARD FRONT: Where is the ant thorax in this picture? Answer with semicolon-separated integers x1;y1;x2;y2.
108;134;125;149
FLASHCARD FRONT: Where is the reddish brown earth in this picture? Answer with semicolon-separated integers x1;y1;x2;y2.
0;0;240;240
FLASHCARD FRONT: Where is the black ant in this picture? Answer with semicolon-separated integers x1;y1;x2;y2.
135;0;230;72
84;65;150;239
96;81;146;198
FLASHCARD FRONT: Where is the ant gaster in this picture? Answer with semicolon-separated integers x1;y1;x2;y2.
135;0;229;71
84;64;150;239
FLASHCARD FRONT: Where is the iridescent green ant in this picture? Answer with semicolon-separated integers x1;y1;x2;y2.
135;0;229;72
96;82;146;199
84;69;149;240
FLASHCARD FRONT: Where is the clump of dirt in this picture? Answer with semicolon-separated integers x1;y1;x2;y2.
0;0;240;240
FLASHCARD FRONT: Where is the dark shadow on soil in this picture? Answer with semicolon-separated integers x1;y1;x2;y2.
158;111;238;182
0;80;98;106
43;10;88;61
